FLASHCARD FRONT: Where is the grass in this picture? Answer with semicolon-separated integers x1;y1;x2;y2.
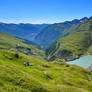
0;49;92;92
0;31;45;59
0;20;92;91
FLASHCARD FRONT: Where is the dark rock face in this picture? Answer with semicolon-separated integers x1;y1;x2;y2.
56;49;78;61
56;50;72;58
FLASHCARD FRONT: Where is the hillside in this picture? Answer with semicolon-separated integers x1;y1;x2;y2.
0;32;45;58
0;49;92;92
46;18;92;61
0;23;49;41
1;17;92;92
34;17;88;49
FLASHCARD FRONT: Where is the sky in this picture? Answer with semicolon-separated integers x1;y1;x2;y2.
0;0;92;24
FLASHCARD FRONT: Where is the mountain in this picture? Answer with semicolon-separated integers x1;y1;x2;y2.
0;49;92;92
46;18;92;61
34;18;88;49
0;31;45;58
0;23;49;41
0;19;92;92
0;18;88;50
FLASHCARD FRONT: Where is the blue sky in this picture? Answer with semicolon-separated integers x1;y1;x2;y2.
0;0;92;24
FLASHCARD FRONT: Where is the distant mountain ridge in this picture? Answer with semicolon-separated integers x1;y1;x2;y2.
0;23;49;41
0;31;45;58
34;17;88;49
0;17;90;50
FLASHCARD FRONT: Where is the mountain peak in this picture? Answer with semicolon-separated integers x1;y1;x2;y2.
80;17;88;22
89;16;92;19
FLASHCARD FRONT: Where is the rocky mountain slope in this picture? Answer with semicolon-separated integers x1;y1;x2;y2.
46;17;92;61
34;17;88;49
0;31;45;59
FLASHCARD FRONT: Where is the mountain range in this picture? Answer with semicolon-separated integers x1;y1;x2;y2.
46;17;92;61
0;23;49;41
34;17;88;49
0;17;89;49
0;16;92;92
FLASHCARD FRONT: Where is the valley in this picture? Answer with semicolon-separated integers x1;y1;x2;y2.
46;17;92;61
0;16;92;92
0;23;49;41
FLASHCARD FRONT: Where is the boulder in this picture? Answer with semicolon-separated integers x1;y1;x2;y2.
88;64;92;71
88;64;92;74
27;48;31;51
14;53;19;58
23;62;34;66
66;64;70;67
42;64;50;68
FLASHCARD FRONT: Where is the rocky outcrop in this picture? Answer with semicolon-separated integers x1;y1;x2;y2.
14;53;19;58
23;62;34;66
56;50;72;58
56;49;79;61
88;64;92;72
88;64;92;82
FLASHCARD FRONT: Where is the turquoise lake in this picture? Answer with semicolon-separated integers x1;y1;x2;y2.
67;55;92;68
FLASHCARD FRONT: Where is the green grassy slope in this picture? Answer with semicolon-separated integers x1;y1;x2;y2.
0;32;45;58
46;18;92;61
0;49;92;92
34;19;81;49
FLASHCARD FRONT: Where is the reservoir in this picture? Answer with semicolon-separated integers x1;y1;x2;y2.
67;55;92;68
